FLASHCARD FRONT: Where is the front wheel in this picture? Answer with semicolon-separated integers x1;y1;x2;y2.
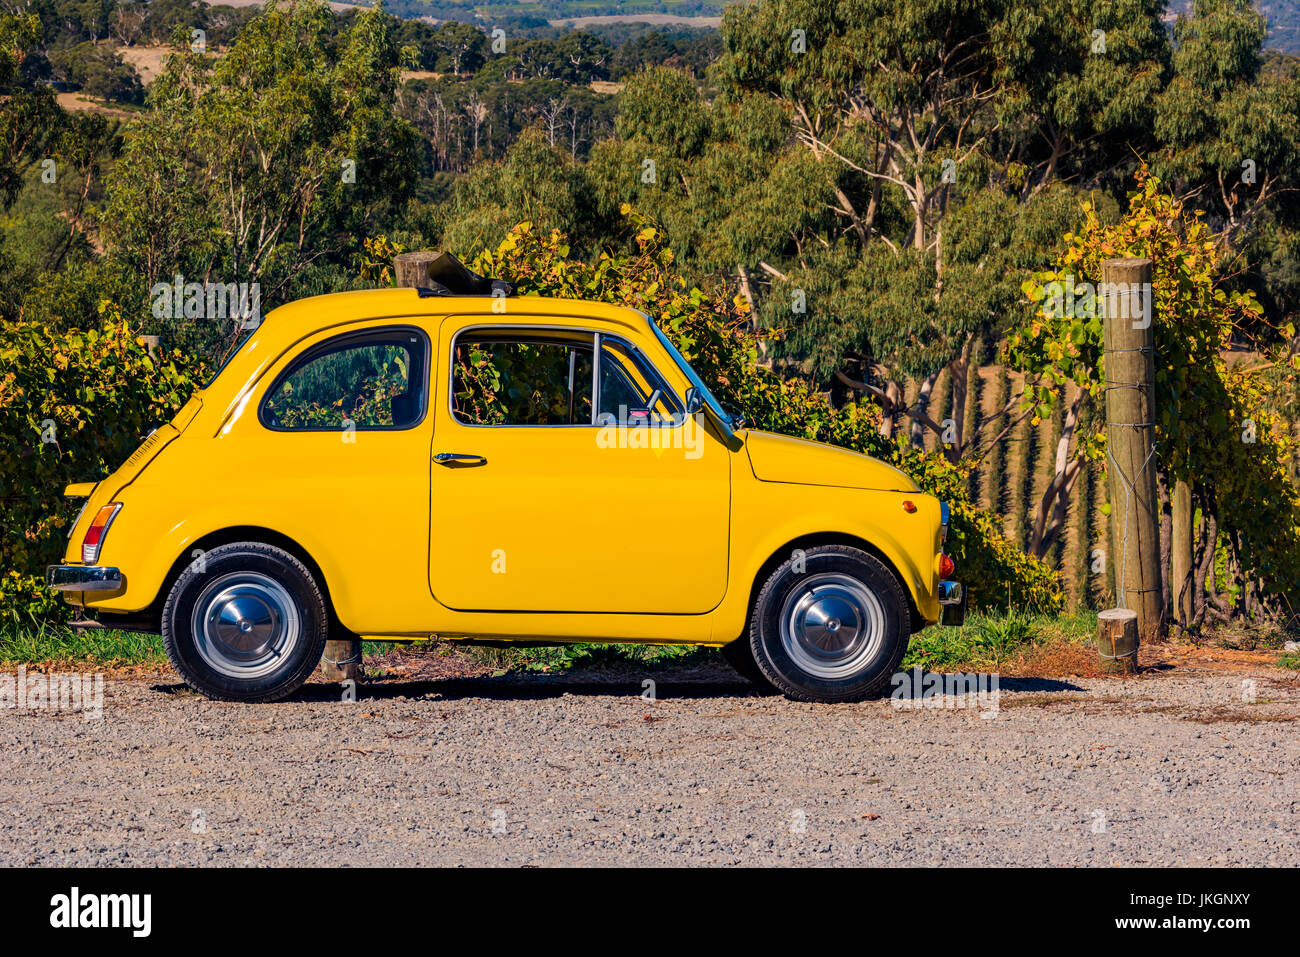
748;545;910;702
161;542;329;702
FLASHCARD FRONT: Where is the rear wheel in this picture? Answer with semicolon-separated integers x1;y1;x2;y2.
161;542;329;702
749;545;909;702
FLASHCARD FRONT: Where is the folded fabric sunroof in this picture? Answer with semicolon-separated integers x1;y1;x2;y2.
417;251;516;297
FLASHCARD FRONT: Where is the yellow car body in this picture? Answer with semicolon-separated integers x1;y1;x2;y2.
48;289;961;699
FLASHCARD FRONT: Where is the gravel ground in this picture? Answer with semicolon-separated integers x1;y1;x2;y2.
2;653;1297;866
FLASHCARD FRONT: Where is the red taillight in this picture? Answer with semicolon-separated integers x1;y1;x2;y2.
82;504;122;564
940;554;956;578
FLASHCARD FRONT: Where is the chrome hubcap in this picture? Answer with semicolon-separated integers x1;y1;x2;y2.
779;572;885;680
191;572;300;679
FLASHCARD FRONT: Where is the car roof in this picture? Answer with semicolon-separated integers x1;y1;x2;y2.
263;288;653;339
194;289;661;433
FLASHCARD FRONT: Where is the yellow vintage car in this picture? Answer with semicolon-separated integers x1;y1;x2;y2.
47;282;963;703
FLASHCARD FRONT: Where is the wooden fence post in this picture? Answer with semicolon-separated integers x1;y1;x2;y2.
1102;258;1165;648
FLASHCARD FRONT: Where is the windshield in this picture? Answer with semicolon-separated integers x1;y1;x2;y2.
647;318;735;429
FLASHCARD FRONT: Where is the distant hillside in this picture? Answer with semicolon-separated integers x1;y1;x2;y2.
1166;0;1300;53
216;1;1300;52
1259;0;1300;51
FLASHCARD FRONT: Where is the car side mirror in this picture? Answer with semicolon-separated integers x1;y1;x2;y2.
684;387;704;415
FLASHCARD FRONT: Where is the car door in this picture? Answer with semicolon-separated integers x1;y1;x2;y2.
428;318;731;614
238;323;435;632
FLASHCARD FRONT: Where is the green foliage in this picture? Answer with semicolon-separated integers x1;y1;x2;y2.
266;343;410;429
0;11;62;298
0;305;205;620
438;128;606;257
462;640;708;676
973;605;1036;664
615;65;708;157
1008;169;1300;604
891;442;1065;612
2;112;121;321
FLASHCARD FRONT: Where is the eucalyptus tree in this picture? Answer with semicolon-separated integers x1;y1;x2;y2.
1152;0;1300;334
0;12;63;318
101;0;417;358
0;13;58;214
712;0;1163;450
437;128;605;260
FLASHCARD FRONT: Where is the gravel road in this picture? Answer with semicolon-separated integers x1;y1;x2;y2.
2;652;1297;866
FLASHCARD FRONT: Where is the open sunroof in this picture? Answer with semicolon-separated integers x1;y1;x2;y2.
415;251;517;297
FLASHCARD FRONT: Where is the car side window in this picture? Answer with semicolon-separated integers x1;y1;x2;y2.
261;329;427;431
599;340;682;421
453;335;594;426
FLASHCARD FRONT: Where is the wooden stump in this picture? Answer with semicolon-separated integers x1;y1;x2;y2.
1097;608;1140;674
393;251;439;288
319;632;363;684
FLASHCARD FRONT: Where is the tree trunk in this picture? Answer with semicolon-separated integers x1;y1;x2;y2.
909;370;939;447
1027;389;1085;559
1170;479;1194;633
1157;471;1172;620
1193;512;1218;624
949;334;974;457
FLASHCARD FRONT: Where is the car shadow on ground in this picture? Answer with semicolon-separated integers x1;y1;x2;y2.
989;676;1088;693
149;670;1087;704
151;675;770;703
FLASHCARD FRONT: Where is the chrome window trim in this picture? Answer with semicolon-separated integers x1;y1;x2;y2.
644;314;735;432
600;337;684;418
592;332;602;425
257;325;431;433
447;323;687;430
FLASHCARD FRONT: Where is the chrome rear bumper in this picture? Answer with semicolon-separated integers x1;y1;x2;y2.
938;580;962;605
938;580;965;626
46;565;123;592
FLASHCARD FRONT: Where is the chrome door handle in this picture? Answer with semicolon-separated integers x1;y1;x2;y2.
434;452;487;466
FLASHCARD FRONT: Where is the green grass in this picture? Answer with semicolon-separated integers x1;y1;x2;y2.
903;608;1097;670
0;626;709;675
1278;653;1300;670
0;622;167;668
377;639;713;676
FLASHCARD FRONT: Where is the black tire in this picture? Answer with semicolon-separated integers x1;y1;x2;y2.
161;542;329;702
720;638;773;688
749;544;909;703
